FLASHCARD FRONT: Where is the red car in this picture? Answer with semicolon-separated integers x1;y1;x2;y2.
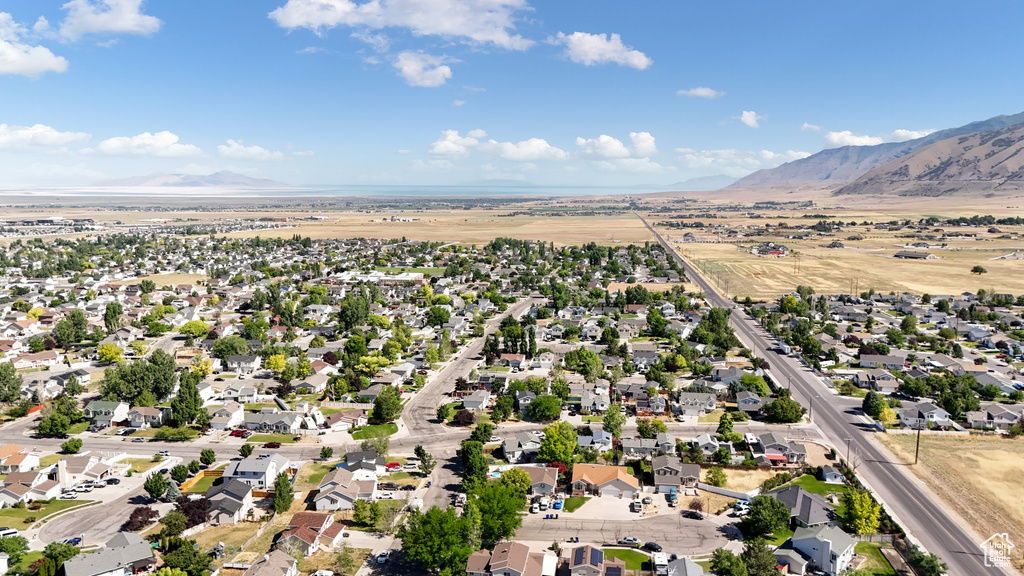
230;430;245;437
385;462;401;470
264;442;282;448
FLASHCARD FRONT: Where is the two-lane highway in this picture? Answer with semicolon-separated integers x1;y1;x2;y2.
637;212;1007;576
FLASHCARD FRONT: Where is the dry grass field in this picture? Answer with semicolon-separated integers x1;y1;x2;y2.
878;433;1024;572
658;213;1024;299
110;273;208;285
218;210;654;246
719;467;781;493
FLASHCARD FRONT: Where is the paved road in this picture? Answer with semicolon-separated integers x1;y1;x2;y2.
517;514;730;556
638;213;1007;576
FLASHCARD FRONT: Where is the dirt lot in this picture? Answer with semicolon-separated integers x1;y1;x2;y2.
878;433;1024;573
716;468;780;494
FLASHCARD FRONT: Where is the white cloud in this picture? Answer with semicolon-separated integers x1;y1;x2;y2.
297;46;324;54
269;0;533;50
576;132;658;159
677;148;811;176
477;138;568;162
351;30;389;52
737;110;762;128
217;139;285;161
801;122;821;132
823;128;935;148
291;150;315;157
576;134;630;159
428;129;482;156
0;13;68;77
60;0;162;41
0;123;89;149
95;131;203;157
677;87;724;99
553;31;651;70
393;51;452;87
452;100;465;107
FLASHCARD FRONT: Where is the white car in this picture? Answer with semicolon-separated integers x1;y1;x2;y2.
74;485;93;493
376;551;390;564
378;492;395;500
488;436;502;444
60;492;78;500
617;536;639;546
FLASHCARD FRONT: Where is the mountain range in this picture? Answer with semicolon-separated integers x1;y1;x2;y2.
94;171;291;188
729;111;1024;194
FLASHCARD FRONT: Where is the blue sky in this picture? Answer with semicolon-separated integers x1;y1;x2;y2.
2;0;1023;189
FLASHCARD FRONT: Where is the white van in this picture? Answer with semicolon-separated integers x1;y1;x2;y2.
0;528;19;538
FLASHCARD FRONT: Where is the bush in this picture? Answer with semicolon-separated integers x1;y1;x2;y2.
123;507;160;531
23;516;36;524
760;472;792;493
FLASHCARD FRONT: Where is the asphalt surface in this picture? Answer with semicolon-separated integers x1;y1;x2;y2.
638;212;1007;576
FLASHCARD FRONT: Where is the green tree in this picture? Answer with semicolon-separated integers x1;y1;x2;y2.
739;495;789;538
38;413;71;435
470;422;494;444
320;446;334;460
0;362;25;402
436;403;455;422
706;466;727;487
971;265;987;275
144;472;168;500
211;335;247;360
843;491;881;534
0;535;29;566
646;307;668;337
426;306;451;327
160;510;187;536
602;404;626;437
200;449;216;466
163;480;182;503
170;370;203;427
273;472;294;512
162;536;211;576
498;467;532;498
188;460;201;474
741;539;779;576
471;482;526;545
459;440;488;491
908;546;948;576
359;426;391;457
61;438;83;454
862;390;885;419
139;279;156;293
179;320;210;339
415;445;437;476
239;443;254;458
526;394;562;421
104;302;124;333
538;421;577;464
170;465;189;484
709;548;746;576
332;543;357;576
43;541;80;566
717;411;734;437
372;384;402;422
763;389;805;423
398;506;475;576
97;342;125;364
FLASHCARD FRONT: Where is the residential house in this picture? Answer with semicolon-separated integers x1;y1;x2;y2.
295;374;329;394
127;406;169;429
735;391;765;417
463;390;491;411
966;406;1022;430
753;433;807;465
207;478;255;525
222;454;290;489
0;444;39;474
313;466;377;511
208;402;246;430
767;485;835;528
244;412;301;435
852;369;899;395
83;401;129;427
61;532;155;576
675;392;717;417
226;355;262;375
651;455;683;493
821;466;845;485
570;463;639;498
690;433;722;457
223;381;258;404
859;355;904;370
57;454;112;489
621;438;657;458
466;541;556;576
278;512;345;557
503;432;543;464
665;558;704;576
787;525;857;576
899;403;953;429
240;550;298;576
516;390;536;412
577;431;614;452
520;466;558;496
566;545;626;576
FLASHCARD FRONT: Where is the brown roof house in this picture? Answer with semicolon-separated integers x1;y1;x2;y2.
277;512;345;557
312;466;377;511
567;545;626;576
241;551;298;576
466;541;556;576
570;464;639;499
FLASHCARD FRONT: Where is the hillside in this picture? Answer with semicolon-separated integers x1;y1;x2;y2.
728;111;1024;188
834;122;1024;196
95;170;290;188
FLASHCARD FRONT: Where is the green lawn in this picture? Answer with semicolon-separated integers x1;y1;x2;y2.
563;497;590;512
697;411;723;423
762;527;794;546
122;458;160;474
67;421;89;435
245;402;275;411
307;462;339;485
380;471;413;482
247;433;298;444
12;551;44;575
39;454;62;467
351;423;398;439
184;474;223;493
855;542;898;575
581;416;604;423
793;475;855;498
0;499;97;524
601;548;649;570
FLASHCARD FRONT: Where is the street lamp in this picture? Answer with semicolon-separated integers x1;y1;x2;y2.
844;437;852;463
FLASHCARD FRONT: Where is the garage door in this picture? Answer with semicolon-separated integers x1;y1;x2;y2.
601;487;620;498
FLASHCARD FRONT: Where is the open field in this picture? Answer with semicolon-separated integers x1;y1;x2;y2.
110;273;208;286
718;468;781;494
660;214;1024;299
217;210;655;246
878;433;1024;572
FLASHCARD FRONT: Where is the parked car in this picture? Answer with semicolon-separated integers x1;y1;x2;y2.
106;478;121;485
530;503;540;514
682;510;703;520
60;492;78;500
264;442;281;448
157;450;171;456
643;542;662;553
641;496;652;505
618;537;639;546
378;492;395;499
62;537;82;546
132;437;146;442
385;462;401;470
401;484;416;491
376;551;390;564
73;485;92;493
380;482;400;490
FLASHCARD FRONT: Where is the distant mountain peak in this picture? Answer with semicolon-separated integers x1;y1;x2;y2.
94;170;291;188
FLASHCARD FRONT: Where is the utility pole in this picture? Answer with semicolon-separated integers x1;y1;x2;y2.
914;422;923;465
845;437;852;463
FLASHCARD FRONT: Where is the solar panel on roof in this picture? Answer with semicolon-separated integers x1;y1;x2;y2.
591;548;604;566
606;567;622;576
574;547;585;565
